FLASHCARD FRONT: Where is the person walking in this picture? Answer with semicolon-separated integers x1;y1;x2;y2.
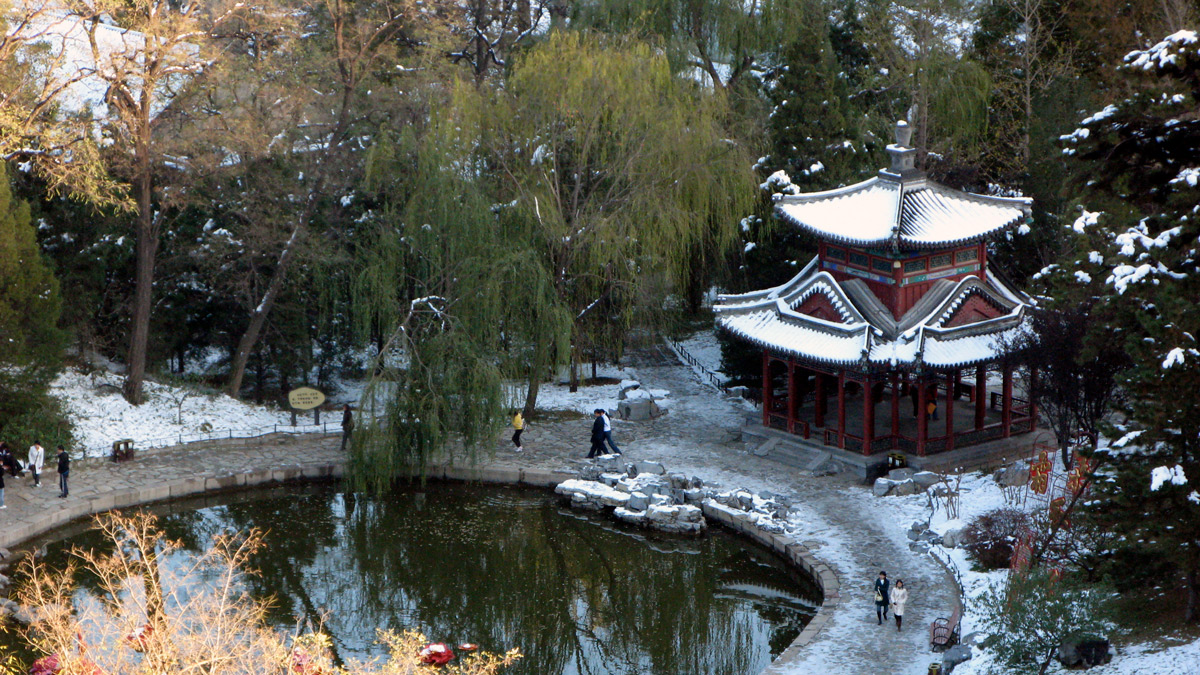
511;410;525;452
890;580;908;631
0;466;6;509
28;440;44;487
0;442;15;477
340;404;354;451
874;571;890;625
600;410;621;455
56;445;70;498
587;409;606;459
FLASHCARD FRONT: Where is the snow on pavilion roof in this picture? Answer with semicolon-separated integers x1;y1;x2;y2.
773;121;1032;250
714;256;1031;370
775;177;1032;250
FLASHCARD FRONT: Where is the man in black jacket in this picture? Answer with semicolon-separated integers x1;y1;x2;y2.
587;409;606;458
56;445;70;498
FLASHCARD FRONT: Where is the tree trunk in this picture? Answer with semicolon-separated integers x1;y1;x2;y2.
523;338;547;418
1187;567;1199;623
123;140;157;405
226;225;305;397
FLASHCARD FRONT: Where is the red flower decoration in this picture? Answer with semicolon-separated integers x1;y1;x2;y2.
419;643;455;665
126;623;153;652
30;655;61;675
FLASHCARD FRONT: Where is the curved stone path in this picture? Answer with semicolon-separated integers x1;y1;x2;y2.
0;344;956;675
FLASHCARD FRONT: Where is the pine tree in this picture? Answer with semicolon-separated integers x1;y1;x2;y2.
1063;29;1200;623
0;176;67;435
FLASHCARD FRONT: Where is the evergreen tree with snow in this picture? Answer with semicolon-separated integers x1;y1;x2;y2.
0;176;68;442
1062;29;1200;623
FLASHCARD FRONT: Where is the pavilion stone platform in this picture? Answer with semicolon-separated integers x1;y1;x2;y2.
717;120;1039;464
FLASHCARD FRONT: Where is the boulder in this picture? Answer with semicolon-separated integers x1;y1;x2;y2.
597;454;624;472
913;471;941;489
634;460;666;476
891;479;922;496
910;520;929;534
887;467;916;482
942;645;973;673
683;488;706;503
690;476;704;489
579;465;603;481
811;460;843;476
618;398;660;421
627;492;650;511
736;492;755;510
994;462;1031;488
613;507;647;525
942;528;966;549
617;380;642;400
668;473;690;489
872;478;895;497
961;632;986;647
1057;638;1112;668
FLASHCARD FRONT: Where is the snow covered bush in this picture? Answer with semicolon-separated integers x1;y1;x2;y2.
978;569;1114;675
962;508;1030;570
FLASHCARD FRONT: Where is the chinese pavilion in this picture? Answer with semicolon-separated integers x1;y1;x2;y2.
715;122;1036;456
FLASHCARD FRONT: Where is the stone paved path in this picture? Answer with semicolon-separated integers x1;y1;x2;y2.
0;343;956;675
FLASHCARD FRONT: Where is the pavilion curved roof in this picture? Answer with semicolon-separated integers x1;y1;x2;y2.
774;175;1032;251
714;257;1031;370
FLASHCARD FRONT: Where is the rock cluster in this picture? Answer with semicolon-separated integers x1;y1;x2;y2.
872;468;940;497
555;461;709;534
615;380;668;420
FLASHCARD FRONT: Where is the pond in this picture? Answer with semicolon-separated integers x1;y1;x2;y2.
8;482;821;675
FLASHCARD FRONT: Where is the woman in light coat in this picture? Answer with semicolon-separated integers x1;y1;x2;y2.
890;580;908;631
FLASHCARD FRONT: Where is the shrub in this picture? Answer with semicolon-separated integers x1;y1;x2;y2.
14;512;521;675
962;508;1031;570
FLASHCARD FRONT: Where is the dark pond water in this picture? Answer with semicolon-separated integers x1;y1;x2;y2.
8;482;820;675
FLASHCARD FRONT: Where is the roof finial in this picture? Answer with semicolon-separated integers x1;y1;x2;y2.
884;120;918;177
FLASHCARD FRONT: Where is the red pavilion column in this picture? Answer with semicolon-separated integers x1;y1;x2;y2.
762;352;771;427
1002;363;1014;438
787;360;799;435
815;371;826;428
945;370;956;452
1028;367;1038;432
974;365;986;430
916;377;929;456
890;373;901;440
863;375;875;456
837;370;847;449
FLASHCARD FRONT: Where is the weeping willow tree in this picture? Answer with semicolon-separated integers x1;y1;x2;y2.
863;0;992;166
347;124;519;492
570;0;814;92
451;31;757;401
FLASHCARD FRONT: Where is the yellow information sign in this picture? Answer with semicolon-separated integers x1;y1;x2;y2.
288;387;326;410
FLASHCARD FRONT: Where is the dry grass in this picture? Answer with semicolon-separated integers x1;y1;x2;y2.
9;512;520;675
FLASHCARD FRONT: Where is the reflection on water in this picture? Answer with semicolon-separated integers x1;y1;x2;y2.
25;483;820;675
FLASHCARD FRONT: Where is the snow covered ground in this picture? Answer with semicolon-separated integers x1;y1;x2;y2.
872;454;1200;674
50;368;336;457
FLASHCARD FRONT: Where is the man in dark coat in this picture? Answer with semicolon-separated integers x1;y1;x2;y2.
587;409;606;458
56;445;70;498
874;571;890;625
340;404;354;451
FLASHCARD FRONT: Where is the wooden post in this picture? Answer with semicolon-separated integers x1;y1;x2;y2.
1002;363;1014;438
945;370;955;451
863;375;875;455
762;351;771;427
974;365;986;430
917;377;929;456
787;360;798;434
837;370;847;449
815;371;826;428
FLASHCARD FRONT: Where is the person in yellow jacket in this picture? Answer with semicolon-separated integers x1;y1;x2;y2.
511;410;525;452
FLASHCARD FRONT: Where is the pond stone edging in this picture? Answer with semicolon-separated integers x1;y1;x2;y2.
418;463;842;666
0;462;344;554
0;458;842;673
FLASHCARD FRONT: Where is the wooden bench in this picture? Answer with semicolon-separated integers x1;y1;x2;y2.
930;604;962;649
